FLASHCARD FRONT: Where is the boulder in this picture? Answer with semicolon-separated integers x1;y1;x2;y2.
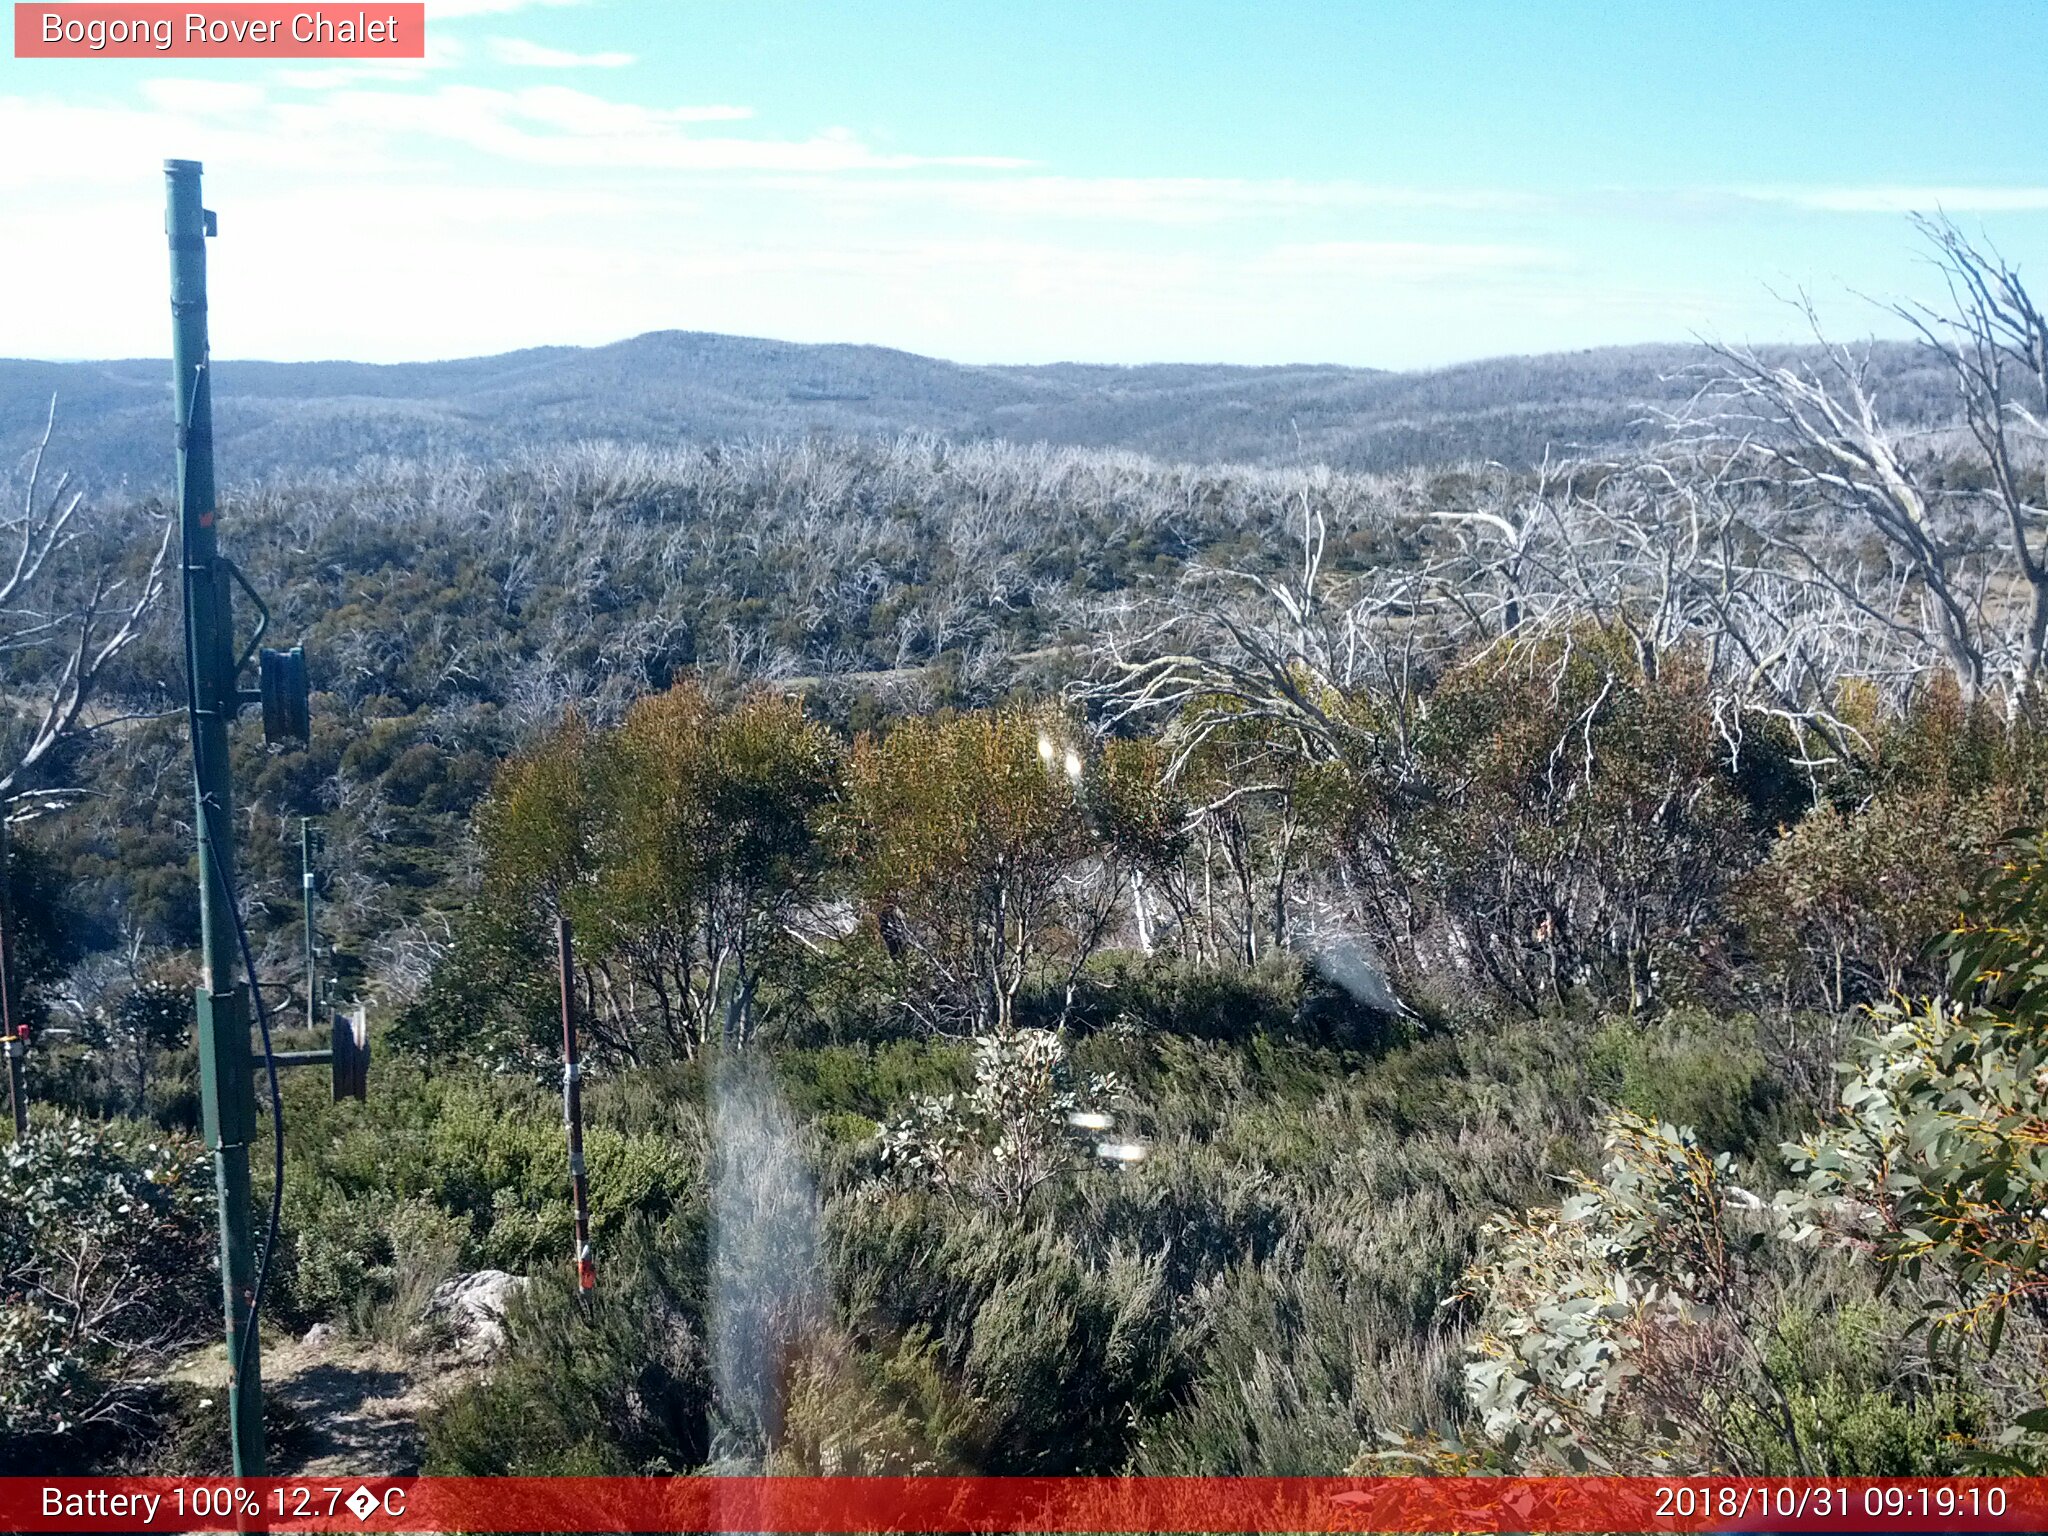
425;1269;529;1358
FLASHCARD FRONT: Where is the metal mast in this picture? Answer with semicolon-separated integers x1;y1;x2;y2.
168;158;266;1476
302;817;318;1032
167;159;321;1476
2;817;24;1141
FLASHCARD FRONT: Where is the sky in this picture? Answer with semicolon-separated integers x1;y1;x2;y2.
3;0;2047;369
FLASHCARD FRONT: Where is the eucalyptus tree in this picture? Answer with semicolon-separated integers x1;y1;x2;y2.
588;683;841;1051
842;708;1119;1034
459;685;841;1062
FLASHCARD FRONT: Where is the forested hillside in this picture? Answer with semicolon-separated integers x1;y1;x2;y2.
0;332;1956;486
9;221;2048;1479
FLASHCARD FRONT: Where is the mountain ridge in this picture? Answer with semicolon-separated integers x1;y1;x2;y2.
0;329;1943;488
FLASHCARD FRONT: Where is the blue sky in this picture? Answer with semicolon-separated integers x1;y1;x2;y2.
4;1;2046;367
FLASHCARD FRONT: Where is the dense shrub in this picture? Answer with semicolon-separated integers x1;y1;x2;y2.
425;1215;711;1474
1065;951;1337;1045
0;833;90;1035
1331;628;1767;1015
768;1038;968;1125
35;368;2048;1484
1780;828;2048;1468
829;1200;1179;1473
41;568;2048;1478
0;1119;212;1443
879;1028;1124;1214
1584;1009;1790;1164
1739;687;2048;1012
843;709;1114;1034
269;1060;704;1329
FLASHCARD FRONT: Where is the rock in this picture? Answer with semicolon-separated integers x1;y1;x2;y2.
424;1269;528;1358
301;1321;336;1350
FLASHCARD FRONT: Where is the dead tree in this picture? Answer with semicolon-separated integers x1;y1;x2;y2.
1696;222;2048;714
1894;215;2048;710
1699;316;1991;704
1;402;174;810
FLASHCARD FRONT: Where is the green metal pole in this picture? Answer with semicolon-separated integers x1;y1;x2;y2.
2;815;26;1142
301;818;317;1033
168;158;265;1476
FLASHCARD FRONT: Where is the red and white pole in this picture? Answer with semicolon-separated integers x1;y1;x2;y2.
556;915;596;1293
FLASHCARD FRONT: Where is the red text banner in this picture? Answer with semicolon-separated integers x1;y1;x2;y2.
15;5;425;58
3;1477;2046;1534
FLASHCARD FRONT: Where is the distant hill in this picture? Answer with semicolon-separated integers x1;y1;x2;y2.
0;330;1949;490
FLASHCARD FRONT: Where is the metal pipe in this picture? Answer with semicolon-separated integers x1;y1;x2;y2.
1;816;25;1142
557;916;596;1293
301;817;317;1033
168;158;265;1476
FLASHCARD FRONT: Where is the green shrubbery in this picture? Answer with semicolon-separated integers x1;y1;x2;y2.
31;866;2044;1476
267;1059;703;1331
285;1011;1608;1476
25;316;2048;1485
1;1119;212;1448
1584;1009;1791;1164
1438;834;2048;1472
1739;680;2048;1012
30;606;2048;1479
425;1214;711;1474
1446;1112;1986;1473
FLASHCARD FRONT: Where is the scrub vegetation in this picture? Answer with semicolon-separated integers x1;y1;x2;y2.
10;218;2048;1474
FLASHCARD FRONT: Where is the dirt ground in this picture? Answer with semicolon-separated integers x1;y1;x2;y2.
167;1332;479;1474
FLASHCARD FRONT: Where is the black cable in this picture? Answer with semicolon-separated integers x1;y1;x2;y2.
200;808;285;1397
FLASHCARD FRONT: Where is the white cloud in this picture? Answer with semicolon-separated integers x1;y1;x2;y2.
0;94;403;184
9;64;2017;372
0;81;1013;185
273;31;463;89
1261;241;1561;277
139;80;270;114
37;79;1015;174
428;0;584;16
387;87;1020;169
791;175;1550;225
487;37;637;69
492;85;750;130
1736;185;2048;214
0;165;1885;372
